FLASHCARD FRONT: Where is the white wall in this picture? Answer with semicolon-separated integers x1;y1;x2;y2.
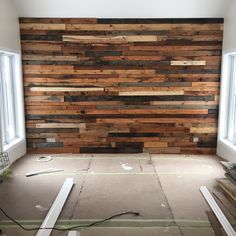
13;0;230;18
217;0;236;161
0;0;21;51
0;0;26;170
222;0;236;52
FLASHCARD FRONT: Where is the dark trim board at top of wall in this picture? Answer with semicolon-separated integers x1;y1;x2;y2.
19;18;224;24
97;18;224;24
20;18;223;155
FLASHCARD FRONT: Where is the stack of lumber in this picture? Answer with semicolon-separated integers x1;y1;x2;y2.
216;162;236;205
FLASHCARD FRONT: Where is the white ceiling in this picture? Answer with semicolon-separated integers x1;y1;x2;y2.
13;0;231;18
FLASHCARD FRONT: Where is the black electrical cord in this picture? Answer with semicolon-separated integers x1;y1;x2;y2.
0;207;140;231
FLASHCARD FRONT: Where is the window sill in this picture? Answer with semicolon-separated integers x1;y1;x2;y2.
220;138;236;151
217;138;236;162
3;138;25;152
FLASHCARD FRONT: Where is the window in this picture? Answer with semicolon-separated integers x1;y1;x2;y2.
227;54;236;144
0;51;22;148
217;52;236;161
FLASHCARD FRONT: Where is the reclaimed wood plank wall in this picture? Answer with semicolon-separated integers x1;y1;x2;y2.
20;18;223;154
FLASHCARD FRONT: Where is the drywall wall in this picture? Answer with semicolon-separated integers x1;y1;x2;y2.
0;0;26;167
217;0;236;161
0;0;21;51
21;18;223;154
222;0;236;52
14;0;230;18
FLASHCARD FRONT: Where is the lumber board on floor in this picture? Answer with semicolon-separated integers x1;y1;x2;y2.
20;18;222;154
217;179;236;203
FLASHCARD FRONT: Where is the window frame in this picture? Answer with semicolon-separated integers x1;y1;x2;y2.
0;52;18;144
0;49;25;152
226;54;236;144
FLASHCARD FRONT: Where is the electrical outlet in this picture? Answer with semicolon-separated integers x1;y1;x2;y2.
193;137;199;143
46;138;56;143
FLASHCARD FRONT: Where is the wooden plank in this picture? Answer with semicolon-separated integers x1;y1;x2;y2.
96;118;217;124
144;142;168;148
144;147;181;154
66;23;222;31
36;123;86;129
20;23;66;30
24;96;64;102
129;45;222;51
22;43;62;52
192;82;220;87
63;35;126;43
20;18;97;24
30;87;104;92
97;18;224;24
119;91;184;96
23;55;78;61
190;127;218;133
217;178;236;203
171;61;206;66
63;35;159;43
86;109;208;115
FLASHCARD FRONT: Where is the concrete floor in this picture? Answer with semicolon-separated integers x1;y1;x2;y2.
0;153;235;236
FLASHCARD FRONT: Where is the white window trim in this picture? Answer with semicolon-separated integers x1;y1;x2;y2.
0;47;26;170
0;52;18;144
217;50;236;161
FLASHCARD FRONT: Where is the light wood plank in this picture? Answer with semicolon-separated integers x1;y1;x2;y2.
144;142;168;148
20;23;66;30
190;127;218;133
63;35;160;43
36;123;86;129
119;91;184;96
66;23;221;31
171;61;206;66
30;87;104;92
23;55;77;61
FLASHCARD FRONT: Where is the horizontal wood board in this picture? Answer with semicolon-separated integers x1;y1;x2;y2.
20;18;223;154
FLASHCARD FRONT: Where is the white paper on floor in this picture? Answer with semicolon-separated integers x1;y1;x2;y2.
35;205;48;212
120;163;133;171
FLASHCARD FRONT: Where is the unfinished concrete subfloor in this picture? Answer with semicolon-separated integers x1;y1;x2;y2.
0;154;235;236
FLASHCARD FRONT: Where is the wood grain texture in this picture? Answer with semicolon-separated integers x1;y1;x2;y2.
170;61;206;66
20;18;223;154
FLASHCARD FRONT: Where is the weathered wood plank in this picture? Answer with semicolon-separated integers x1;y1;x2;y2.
30;87;104;92
22;42;62;52
63;35;162;43
190;127;218;133
97;18;224;24
20;23;66;30
66;23;222;31
20;18;97;24
35;123;86;129
23;55;78;61
119;91;184;96
96;118;217;124
170;61;206;66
